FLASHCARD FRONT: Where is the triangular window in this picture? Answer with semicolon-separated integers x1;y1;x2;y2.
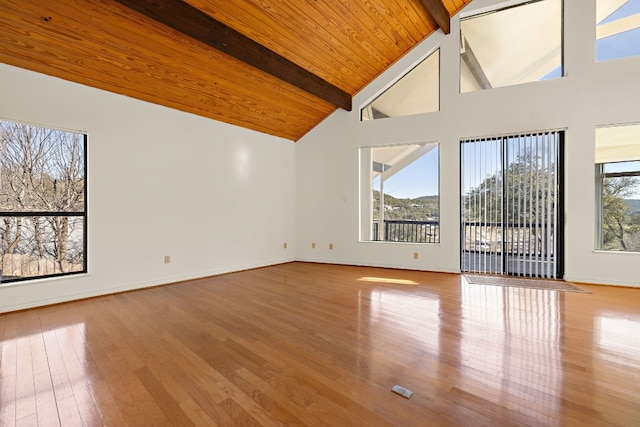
361;49;439;121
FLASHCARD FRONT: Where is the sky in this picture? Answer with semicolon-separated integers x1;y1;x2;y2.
598;0;640;61
596;0;640;198
373;147;439;199
605;161;640;198
375;0;640;201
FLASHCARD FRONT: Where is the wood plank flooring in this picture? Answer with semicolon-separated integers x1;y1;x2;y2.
1;262;639;426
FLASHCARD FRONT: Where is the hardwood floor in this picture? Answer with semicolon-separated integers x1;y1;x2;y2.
1;262;639;426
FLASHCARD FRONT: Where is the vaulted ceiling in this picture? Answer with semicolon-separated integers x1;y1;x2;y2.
0;0;472;141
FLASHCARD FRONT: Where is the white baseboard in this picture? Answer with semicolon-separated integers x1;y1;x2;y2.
563;275;640;288
0;257;296;313
294;257;460;274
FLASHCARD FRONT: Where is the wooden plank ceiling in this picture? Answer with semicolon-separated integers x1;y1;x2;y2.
0;0;472;141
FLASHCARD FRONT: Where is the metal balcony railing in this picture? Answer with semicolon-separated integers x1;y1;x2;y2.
461;221;556;255
372;220;439;243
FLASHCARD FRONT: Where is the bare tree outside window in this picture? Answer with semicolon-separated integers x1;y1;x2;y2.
0;120;86;283
599;173;640;251
595;125;640;252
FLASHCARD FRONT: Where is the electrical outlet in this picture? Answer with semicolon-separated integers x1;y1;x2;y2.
329;243;333;250
413;252;419;260
164;255;171;264
283;242;287;249
312;242;316;249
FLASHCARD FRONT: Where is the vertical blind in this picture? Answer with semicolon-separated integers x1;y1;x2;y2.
461;131;562;279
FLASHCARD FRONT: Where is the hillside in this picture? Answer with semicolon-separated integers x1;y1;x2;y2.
373;191;439;221
371;196;639;221
626;199;640;214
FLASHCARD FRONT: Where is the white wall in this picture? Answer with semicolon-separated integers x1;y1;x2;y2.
1;0;637;313
296;0;640;287
0;63;296;313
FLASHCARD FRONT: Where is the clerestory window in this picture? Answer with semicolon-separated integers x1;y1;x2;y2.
596;0;640;61
361;49;439;121
460;0;563;93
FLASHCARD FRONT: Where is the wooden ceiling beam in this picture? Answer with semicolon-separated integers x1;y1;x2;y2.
112;0;352;111
417;0;451;34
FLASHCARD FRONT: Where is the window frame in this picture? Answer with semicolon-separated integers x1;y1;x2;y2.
360;48;440;121
595;160;640;252
359;141;440;244
596;0;640;62
0;119;87;284
459;0;564;93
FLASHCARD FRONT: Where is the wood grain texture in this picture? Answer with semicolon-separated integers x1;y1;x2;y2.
0;0;471;141
1;262;640;425
443;0;469;16
112;0;352;111
418;0;452;34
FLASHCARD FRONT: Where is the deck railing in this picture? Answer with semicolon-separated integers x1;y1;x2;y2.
461;221;555;255
372;220;439;243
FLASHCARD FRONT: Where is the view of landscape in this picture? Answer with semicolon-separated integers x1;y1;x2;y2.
372;191;439;243
371;140;640;254
364;142;440;243
372;191;439;222
0;120;86;283
601;177;640;251
460;133;564;281
368;163;640;252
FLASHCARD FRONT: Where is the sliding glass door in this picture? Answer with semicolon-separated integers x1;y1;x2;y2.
461;131;564;279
